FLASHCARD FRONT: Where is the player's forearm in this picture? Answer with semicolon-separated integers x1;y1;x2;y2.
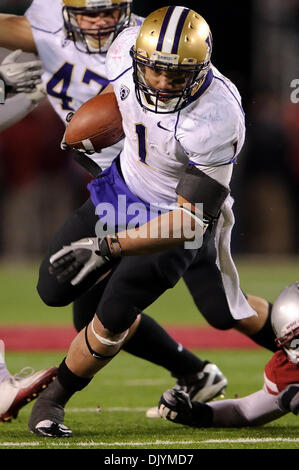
0;93;34;131
208;389;285;427
115;207;204;256
0;15;37;52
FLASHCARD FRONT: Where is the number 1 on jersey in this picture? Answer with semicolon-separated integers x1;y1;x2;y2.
135;123;148;165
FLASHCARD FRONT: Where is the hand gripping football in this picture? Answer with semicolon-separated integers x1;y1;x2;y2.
64;92;124;153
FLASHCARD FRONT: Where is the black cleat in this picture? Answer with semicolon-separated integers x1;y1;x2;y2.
146;362;227;418
33;420;72;438
175;363;228;402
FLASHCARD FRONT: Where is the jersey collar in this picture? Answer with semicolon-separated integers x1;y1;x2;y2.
188;68;214;105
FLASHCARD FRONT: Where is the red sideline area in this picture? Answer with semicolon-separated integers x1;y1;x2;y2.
0;325;260;350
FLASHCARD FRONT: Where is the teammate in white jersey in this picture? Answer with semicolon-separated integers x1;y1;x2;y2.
0;1;229;423
0;0;142;169
27;6;277;438
159;283;299;428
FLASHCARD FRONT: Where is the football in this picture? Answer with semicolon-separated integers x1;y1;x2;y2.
64;92;124;153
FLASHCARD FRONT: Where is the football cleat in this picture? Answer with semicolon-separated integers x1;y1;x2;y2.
0;366;58;422
33;420;72;438
146;362;227;418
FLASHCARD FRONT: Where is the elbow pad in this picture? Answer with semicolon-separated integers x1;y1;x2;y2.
176;165;230;220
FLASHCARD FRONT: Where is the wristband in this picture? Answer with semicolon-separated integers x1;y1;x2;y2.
107;234;122;258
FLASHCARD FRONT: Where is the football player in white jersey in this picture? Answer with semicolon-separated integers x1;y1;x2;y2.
159;282;299;428
0;1;229;423
0;0;142;169
27;6;278;438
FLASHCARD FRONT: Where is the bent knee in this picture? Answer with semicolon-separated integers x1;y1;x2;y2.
36;281;71;307
97;301;139;334
194;299;236;330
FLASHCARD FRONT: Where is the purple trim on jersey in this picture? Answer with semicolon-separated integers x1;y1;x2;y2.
156;6;175;52
189;69;214;103
109;66;133;83
174;111;181;142
189;138;239;166
171;8;189;54
31;25;63;35
214;76;245;116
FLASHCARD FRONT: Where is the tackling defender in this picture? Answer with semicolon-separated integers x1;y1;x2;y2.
159;283;299;427
26;6;276;437
0;0;228;422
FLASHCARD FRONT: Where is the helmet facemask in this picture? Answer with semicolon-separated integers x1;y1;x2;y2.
129;6;212;114
275;327;299;364
62;2;131;54
130;48;210;113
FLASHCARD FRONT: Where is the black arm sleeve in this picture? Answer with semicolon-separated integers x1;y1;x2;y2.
176;165;230;220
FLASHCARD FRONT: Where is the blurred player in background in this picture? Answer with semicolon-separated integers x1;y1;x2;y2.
159;283;299;427
26;6;280;437
0;50;57;422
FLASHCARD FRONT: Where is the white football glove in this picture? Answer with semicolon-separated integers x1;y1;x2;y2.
49;237;113;286
0;50;42;93
278;384;299;415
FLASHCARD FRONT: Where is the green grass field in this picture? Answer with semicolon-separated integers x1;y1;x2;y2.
0;256;298;326
0;257;299;451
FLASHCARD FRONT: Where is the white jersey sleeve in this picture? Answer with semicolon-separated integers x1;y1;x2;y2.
0;93;34;132
25;0;63;32
176;66;245;171
106;26;139;81
209;389;285;426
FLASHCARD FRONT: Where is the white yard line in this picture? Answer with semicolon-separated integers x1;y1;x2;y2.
68;407;148;412
1;438;299;447
203;438;299;443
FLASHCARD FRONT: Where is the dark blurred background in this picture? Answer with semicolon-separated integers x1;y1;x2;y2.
0;0;298;260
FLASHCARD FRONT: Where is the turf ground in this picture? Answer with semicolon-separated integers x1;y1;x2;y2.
0;257;299;453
